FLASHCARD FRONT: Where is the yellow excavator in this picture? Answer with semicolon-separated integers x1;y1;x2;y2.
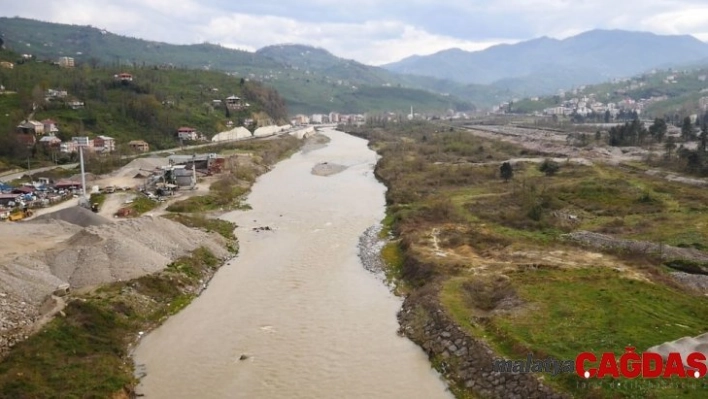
8;207;33;222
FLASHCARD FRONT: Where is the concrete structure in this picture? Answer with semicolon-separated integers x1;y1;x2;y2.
42;119;59;135
58;57;75;68
177;127;199;141
17;120;44;135
93;136;115;153
128;140;149;152
211;126;252;142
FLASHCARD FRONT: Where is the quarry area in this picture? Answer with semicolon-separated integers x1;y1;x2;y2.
0;130;314;358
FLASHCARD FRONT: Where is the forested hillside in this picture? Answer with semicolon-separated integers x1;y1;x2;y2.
0;47;287;168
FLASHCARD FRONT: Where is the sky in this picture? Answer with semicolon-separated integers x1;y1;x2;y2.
3;0;708;65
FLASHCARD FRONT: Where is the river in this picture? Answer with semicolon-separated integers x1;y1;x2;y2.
132;128;452;398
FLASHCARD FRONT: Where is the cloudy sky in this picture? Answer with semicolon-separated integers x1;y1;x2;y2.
3;0;708;65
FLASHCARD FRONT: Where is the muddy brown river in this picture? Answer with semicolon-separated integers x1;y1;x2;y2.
133;128;452;398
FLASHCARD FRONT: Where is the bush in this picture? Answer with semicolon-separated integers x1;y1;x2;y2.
539;159;560;176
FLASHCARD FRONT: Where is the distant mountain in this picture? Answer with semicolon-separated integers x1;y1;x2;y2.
384;29;708;95
0;17;484;113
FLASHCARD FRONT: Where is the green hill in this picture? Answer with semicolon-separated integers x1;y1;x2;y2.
0;47;287;168
0;17;489;113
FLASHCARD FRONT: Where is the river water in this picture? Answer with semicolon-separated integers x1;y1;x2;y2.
133;128;452;399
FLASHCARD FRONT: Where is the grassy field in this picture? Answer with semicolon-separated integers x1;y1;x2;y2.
347;121;708;399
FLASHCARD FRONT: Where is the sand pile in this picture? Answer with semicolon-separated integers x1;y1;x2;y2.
31;206;110;228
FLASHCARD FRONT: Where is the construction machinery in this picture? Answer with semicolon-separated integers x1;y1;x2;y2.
7;207;33;221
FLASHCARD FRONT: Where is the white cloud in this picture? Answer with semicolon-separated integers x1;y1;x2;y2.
2;0;708;65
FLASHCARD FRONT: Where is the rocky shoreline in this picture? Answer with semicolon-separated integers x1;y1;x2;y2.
357;225;386;275
357;224;568;399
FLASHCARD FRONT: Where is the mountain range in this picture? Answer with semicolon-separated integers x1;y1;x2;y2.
384;29;708;96
2;17;708;112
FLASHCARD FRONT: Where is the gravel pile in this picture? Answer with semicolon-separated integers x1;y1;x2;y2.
112;157;169;179
0;214;231;357
31;206;110;227
46;216;230;288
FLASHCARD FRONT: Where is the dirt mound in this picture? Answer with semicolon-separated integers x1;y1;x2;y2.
32;206;110;228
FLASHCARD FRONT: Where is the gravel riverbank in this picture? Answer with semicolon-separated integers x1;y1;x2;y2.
358;225;386;275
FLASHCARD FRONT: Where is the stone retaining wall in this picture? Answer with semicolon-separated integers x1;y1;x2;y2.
398;295;569;399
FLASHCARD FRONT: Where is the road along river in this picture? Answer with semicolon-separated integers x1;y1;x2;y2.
132;127;452;398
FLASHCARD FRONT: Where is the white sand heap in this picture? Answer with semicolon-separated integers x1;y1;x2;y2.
212;126;252;142
253;125;280;138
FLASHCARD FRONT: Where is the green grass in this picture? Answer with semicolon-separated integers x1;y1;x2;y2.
0;247;222;399
162;213;237;241
89;192;106;208
130;196;158;215
441;268;708;398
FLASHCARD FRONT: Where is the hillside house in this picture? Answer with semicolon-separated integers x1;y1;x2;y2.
177;127;199;141
42;119;59;135
0;61;13;69
39;135;62;149
128;140;149;152
225;95;244;110
16;120;44;135
116;73;133;82
93;136;115;152
68;100;84;109
16;134;36;147
46;89;68;101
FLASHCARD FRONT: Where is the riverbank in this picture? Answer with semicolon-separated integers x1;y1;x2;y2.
131;127;452;399
345;121;708;399
0;134;306;398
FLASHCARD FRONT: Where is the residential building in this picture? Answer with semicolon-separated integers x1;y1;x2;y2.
16;120;44;135
0;61;13;69
116;73;133;82
39;135;62;149
42;119;59;135
128;140;150;152
68;100;85;109
16;133;36;147
225;95;244;110
177;127;199;141
58;57;75;68
93;136;115;153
